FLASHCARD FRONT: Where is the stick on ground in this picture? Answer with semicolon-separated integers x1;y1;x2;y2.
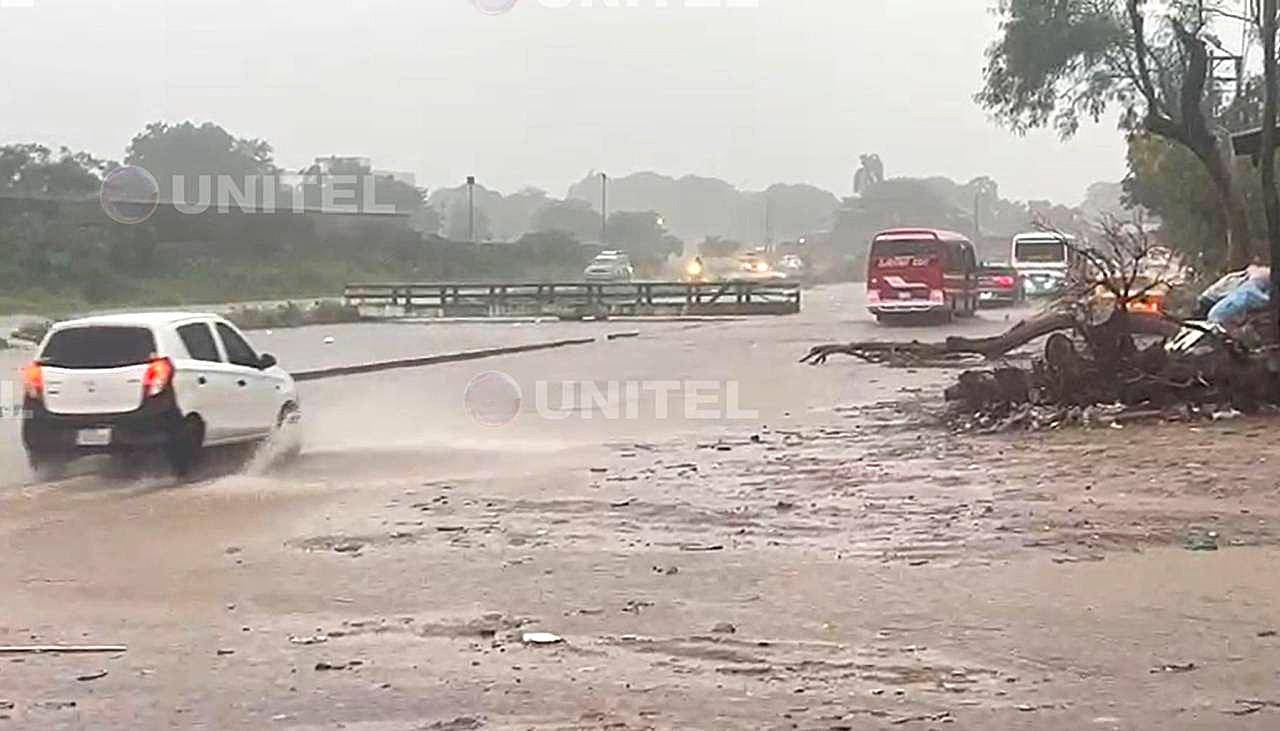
0;645;127;654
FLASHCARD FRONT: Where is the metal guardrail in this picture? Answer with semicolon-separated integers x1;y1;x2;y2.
343;281;802;319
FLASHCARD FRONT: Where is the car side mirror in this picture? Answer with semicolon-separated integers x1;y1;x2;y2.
258;353;278;370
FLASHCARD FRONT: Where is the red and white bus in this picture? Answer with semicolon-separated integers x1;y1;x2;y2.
866;228;979;323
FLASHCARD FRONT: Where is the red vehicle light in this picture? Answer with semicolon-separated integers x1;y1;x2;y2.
142;357;174;398
21;362;43;400
994;275;1015;288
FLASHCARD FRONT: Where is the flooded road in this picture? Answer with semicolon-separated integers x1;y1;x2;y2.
5;285;1275;729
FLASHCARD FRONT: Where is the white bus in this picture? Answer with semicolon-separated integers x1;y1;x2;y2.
1010;232;1080;296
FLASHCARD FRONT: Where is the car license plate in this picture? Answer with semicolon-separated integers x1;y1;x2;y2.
898;291;912;300
76;427;112;447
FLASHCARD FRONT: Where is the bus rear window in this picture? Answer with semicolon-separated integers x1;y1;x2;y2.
872;240;942;267
40;327;157;369
1016;241;1066;263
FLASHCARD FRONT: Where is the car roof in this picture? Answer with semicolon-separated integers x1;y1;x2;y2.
53;311;222;329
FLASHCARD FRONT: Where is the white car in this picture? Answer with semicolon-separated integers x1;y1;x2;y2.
583;251;635;282
20;312;300;476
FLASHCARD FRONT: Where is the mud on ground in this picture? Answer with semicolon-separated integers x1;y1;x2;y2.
5;407;1280;730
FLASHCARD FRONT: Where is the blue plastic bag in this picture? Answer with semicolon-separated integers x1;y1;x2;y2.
1207;279;1271;324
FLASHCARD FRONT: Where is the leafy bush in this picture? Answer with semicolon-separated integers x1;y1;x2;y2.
225;301;361;331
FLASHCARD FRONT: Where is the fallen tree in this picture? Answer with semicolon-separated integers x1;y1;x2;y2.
800;308;1181;365
803;220;1276;430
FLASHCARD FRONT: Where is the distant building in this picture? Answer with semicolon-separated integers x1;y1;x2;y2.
314;156;372;174
312;157;416;188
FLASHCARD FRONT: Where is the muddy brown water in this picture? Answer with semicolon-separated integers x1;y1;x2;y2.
12;286;1273;728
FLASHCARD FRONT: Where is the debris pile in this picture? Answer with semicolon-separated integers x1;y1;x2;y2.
802;221;1279;432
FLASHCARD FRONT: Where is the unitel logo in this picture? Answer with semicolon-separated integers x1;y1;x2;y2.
472;0;518;13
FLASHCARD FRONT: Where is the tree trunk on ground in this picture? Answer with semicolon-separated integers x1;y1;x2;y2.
943;311;1178;358
800;310;1180;365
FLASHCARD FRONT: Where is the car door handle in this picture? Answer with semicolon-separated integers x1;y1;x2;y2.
198;376;208;385
237;379;247;387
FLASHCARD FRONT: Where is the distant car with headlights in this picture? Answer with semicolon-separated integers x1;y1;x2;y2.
778;254;807;279
583;251;635;282
728;252;786;282
977;262;1024;306
20;312;300;476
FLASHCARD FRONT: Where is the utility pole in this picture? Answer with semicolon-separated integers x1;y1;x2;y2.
600;172;608;246
466;175;476;243
764;196;773;249
973;191;981;241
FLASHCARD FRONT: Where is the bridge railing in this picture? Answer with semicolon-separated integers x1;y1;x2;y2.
343;281;802;318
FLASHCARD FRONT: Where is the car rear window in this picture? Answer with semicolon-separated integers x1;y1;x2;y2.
41;326;157;368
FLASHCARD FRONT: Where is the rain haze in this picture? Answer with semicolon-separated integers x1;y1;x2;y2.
0;0;1124;203
14;1;1280;728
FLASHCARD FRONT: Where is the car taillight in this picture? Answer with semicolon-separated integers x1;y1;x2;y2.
142;357;174;398
995;275;1015;288
929;289;945;303
21;362;43;400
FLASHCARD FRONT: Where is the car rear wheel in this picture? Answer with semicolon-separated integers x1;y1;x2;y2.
27;450;69;480
166;415;205;477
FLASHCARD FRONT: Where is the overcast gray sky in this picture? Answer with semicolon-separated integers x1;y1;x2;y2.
0;0;1126;204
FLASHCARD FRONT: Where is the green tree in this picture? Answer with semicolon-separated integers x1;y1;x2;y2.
531;199;600;241
853;154;885;195
605;210;681;259
1125;134;1245;270
0;144;109;198
125;121;277;204
977;0;1253;268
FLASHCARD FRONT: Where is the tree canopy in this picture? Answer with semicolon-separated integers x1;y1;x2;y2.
978;0;1254;267
125;121;276;204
